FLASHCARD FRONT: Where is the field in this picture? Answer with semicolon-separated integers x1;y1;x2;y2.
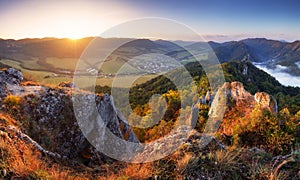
0;59;157;88
45;57;78;71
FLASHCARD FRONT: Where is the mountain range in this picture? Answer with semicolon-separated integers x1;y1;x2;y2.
1;37;299;76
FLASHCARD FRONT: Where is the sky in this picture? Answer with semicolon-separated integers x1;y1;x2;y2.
0;0;299;42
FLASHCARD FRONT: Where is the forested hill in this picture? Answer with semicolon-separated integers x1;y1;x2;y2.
126;60;300;113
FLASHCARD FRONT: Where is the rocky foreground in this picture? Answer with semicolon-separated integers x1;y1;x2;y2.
0;68;299;179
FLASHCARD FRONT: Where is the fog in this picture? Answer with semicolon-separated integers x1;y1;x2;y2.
254;64;300;87
296;62;300;69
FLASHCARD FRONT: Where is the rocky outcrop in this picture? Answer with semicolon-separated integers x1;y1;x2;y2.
219;81;278;135
199;91;214;105
0;68;23;99
96;94;139;143
0;68;140;164
255;92;278;113
212;81;277;113
0;68;23;85
241;55;250;75
21;89;140;162
205;91;211;104
229;81;253;101
0;68;279;164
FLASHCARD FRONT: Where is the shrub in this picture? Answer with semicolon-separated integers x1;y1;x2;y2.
3;95;21;108
233;107;296;155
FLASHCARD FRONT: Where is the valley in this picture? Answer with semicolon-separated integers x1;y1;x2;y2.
1;37;299;88
1;37;300;179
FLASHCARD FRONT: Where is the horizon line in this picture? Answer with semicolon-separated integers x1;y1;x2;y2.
0;36;299;44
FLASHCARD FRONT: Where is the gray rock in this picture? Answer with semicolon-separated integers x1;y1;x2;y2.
0;68;23;99
6;68;23;83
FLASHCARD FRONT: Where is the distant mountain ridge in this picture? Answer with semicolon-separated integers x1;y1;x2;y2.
209;38;300;63
0;37;299;76
1;37;299;61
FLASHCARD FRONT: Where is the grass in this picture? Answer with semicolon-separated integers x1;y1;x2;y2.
0;113;92;179
101;56;139;74
2;58;44;70
20;58;45;70
1;59;52;81
46;57;79;71
1;58;158;88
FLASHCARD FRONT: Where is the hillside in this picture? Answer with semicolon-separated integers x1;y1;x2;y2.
1;37;299;67
210;38;300;76
125;60;300;114
1;37;300;87
0;66;300;179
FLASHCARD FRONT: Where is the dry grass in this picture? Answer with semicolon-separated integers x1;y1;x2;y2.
176;153;193;173
0;113;18;127
0;133;43;177
213;149;241;166
101;162;154;180
0;135;90;179
0;113;89;179
3;95;21;107
21;81;41;86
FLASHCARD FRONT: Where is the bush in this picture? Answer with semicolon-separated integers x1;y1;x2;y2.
3;95;21;108
233;107;296;155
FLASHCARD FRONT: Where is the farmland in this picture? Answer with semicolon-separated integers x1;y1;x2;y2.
0;58;157;88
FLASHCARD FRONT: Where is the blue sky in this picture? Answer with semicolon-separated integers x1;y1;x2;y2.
0;0;299;41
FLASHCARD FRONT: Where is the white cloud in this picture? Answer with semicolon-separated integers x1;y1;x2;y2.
254;64;300;87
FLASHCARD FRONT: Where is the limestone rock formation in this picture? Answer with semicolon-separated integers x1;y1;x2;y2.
229;81;253;101
254;92;278;113
0;68;140;163
210;81;277;113
218;81;278;135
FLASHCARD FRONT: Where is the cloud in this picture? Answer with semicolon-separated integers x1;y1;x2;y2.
201;34;252;42
254;64;300;87
202;33;300;43
296;62;300;69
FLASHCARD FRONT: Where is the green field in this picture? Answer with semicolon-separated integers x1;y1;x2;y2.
0;59;157;88
45;57;79;71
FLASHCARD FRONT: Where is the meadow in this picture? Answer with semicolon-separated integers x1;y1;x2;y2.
1;58;157;88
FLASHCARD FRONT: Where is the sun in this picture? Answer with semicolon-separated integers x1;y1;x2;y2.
68;36;81;41
66;32;85;40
